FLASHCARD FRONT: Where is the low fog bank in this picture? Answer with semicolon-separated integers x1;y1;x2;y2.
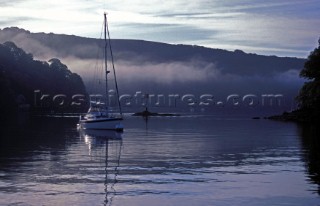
40;56;306;116
0;27;306;116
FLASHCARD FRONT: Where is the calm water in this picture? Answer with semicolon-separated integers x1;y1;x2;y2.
0;115;319;206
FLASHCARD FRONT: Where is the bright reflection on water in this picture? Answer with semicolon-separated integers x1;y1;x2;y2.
0;115;319;206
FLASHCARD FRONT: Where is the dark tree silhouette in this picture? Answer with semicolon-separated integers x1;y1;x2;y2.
0;41;88;115
297;38;320;120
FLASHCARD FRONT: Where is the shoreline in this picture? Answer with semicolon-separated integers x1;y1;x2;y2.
264;109;319;123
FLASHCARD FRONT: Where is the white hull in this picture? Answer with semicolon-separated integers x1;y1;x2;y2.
79;117;124;131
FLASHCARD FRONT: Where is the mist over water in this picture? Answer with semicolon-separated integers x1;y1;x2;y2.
0;28;305;116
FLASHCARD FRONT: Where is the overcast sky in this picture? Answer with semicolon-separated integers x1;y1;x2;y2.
0;0;319;57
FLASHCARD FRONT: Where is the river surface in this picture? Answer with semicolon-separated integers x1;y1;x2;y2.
0;115;319;206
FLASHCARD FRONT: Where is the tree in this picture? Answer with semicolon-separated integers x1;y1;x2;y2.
297;38;320;119
0;42;88;114
300;38;320;80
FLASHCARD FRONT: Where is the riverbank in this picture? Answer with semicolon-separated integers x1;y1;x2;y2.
267;108;319;123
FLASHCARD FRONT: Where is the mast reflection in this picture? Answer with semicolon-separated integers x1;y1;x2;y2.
79;129;123;206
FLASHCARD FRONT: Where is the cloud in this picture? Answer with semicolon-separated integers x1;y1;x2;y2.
114;22;218;43
106;0;320;57
1;0;320;57
0;0;24;7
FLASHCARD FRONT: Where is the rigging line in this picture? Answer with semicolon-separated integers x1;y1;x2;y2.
105;15;123;117
91;20;105;95
104;13;109;109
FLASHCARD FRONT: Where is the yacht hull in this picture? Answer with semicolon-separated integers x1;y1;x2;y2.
79;117;123;131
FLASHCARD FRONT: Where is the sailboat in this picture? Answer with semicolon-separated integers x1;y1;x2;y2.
78;13;124;131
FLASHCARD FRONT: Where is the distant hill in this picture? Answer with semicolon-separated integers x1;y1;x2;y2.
0;41;87;115
0;27;307;115
0;27;304;75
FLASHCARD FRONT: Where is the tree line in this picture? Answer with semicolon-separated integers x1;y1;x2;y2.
296;38;320;122
0;41;88;115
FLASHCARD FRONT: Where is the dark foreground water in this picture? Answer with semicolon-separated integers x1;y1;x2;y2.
0;115;319;206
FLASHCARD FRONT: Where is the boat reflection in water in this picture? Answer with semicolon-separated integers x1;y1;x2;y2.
79;129;123;206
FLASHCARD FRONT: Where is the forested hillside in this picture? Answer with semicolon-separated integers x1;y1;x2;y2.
0;41;87;115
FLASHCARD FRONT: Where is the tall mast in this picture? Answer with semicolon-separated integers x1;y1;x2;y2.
104;12;110;111
105;13;123;117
